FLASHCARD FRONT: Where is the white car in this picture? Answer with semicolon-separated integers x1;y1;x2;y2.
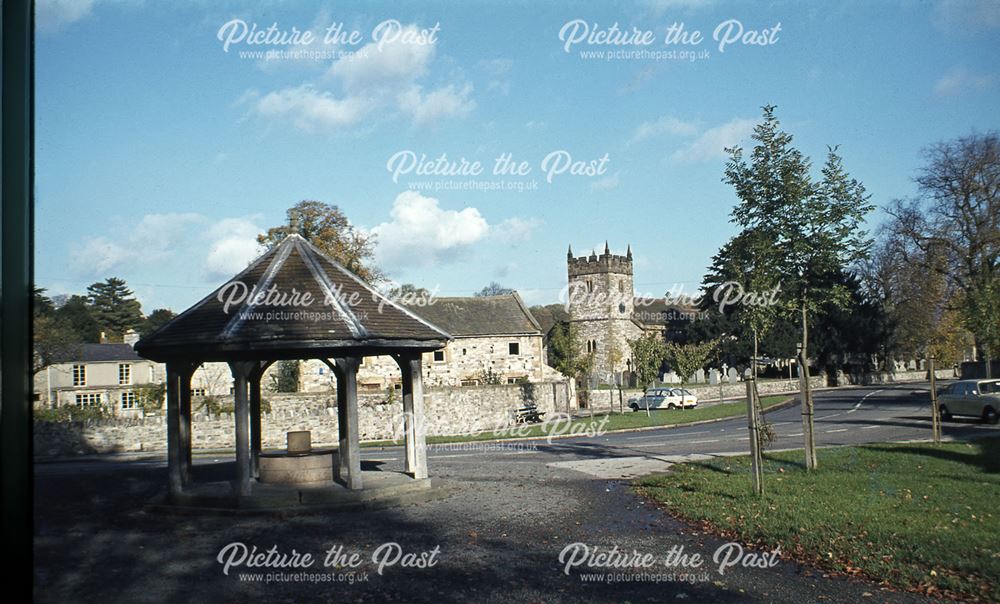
938;379;1000;424
628;387;699;412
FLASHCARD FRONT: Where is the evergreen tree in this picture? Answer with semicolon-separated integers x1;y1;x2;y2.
86;277;144;340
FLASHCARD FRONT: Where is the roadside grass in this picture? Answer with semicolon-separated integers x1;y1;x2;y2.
635;437;1000;601
361;395;789;447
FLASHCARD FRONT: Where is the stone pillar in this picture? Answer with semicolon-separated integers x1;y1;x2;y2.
397;354;428;479
229;361;256;497
334;356;363;490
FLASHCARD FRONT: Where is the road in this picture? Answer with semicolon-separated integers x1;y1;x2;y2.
33;382;999;603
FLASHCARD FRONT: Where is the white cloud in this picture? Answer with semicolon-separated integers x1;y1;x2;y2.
203;217;264;280
371;191;490;268
671;118;756;162
495;217;542;242
934;0;1000;31
631;116;699;144
326;26;436;91
397;83;476;126
36;0;97;32
71;237;130;276
70;213;205;277
590;171;621;191
249;22;473;132
254;85;370;131
934;66;998;97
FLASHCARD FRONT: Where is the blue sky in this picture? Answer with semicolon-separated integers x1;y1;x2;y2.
35;0;1000;313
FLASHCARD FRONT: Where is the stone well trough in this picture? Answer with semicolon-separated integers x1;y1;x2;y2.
258;431;336;485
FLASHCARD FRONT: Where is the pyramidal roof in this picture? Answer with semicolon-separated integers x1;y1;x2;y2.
135;234;451;362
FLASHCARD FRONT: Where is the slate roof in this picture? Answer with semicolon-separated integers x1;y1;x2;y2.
632;297;700;327
135;234;451;361
403;294;542;337
51;343;144;364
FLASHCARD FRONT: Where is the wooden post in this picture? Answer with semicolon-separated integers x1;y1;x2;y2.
165;363;183;497
335;356;363;490
177;363;194;486
798;341;817;470
746;374;763;495
229;361;255;497
929;355;941;444
249;362;267;478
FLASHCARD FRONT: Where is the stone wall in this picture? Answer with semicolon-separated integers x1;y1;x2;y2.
584;375;827;409
33;380;573;458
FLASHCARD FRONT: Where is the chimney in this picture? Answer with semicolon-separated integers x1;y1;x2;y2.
99;331;108;344
123;329;140;348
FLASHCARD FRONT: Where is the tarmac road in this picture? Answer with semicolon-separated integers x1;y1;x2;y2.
34;382;998;603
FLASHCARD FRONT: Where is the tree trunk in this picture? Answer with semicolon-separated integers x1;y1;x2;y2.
800;305;818;470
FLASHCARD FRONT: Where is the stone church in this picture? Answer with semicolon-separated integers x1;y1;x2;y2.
567;243;696;384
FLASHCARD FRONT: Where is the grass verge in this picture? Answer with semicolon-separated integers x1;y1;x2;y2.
635;437;1000;601
362;395;789;447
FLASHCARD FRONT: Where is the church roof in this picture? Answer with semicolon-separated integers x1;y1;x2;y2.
135;234;451;362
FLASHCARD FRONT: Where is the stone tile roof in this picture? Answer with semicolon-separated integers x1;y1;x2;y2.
51;343;144;364
404;294;542;337
135;234;451;361
632;297;700;327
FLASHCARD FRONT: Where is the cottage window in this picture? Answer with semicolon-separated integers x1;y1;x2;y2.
508;342;520;355
72;364;87;386
120;391;137;409
433;350;445;363
119;363;132;385
75;393;101;407
191;388;207;397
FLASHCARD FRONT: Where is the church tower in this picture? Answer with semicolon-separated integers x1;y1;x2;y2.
566;242;641;382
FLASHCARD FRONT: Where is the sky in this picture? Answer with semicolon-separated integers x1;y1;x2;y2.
35;0;1000;314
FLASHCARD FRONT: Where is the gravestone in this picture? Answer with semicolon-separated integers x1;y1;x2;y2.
662;371;680;384
694;369;705;384
728;367;740;384
907;359;917;371
919;359;926;371
709;369;720;385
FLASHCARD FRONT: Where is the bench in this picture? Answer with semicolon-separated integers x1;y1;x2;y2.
513;405;545;424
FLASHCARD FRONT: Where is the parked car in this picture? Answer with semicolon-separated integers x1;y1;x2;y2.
628;387;699;411
938;379;1000;423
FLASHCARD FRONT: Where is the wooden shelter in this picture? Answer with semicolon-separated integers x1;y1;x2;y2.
135;234;450;499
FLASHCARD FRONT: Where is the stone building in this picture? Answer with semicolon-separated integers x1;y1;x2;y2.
300;293;565;392
566;243;697;384
35;330;240;416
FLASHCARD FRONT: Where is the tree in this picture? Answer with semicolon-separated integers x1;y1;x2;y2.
628;333;667;388
32;289;81;375
549;321;594;382
141;308;176;336
887;132;1000;377
268;360;300;393
664;340;717;385
258;200;384;283
475;282;515;297
723;106;874;469
86;277;144;340
53;295;101;343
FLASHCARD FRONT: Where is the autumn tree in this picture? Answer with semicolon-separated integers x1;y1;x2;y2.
887;132;1000;377
258;200;384;283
